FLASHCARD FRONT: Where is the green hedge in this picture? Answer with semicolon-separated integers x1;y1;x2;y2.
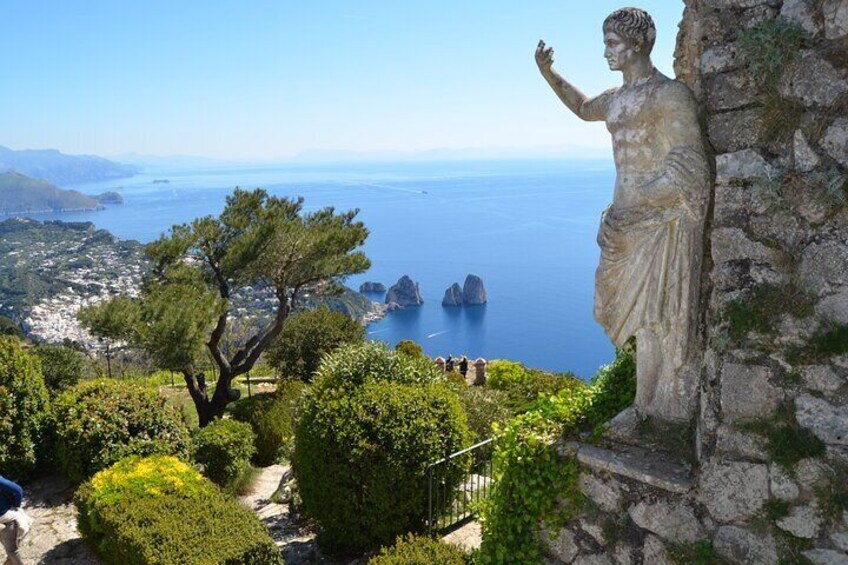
194;419;256;489
294;342;471;554
229;380;307;466
369;534;470;565
54;380;190;483
486;360;584;414
0;337;51;480
33;344;88;393
75;455;282;565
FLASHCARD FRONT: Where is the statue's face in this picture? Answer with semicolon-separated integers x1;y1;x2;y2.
604;31;637;71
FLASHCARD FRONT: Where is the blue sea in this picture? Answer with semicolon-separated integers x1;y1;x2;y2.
35;159;616;378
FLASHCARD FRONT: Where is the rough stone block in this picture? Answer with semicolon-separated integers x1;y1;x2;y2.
770;465;801;502
713;526;779;565
715;149;775;184
800;241;848;290
580;474;622;514
641;535;673;565
612;545;635;565
700;44;741;75
796;394;848;445
779;51;848;107
817;290;848;326
831;530;848;553
823;0;848;39
777;502;824;539
711;228;778;265
802;549;848;565
794;129;821;172
698;461;768;522
707;71;758;111
574;555;613;565
628;500;705;544
716;425;769;462
822;118;848;169
542;527;579;563
720;364;782;422
708;108;763;153
781;0;822;35
802;365;844;393
795;458;831;493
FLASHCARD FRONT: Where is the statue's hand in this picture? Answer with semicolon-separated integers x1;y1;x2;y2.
536;40;554;74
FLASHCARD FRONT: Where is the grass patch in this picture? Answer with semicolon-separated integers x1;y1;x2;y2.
668;540;731;565
787;323;848;365
740;404;825;470
815;467;848;521
723;284;814;343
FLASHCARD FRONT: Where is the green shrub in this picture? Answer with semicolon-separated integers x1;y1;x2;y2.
34;344;88;393
0;316;25;340
194;419;256;489
394;340;424;358
294;342;471;554
54;380;190;483
587;347;636;424
0;337;50;480
458;386;511;443
486;360;584;414
229;380;307;466
267;307;365;381
76;455;282;565
369;534;470;565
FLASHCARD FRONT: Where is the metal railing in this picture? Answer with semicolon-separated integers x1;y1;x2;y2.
426;438;494;535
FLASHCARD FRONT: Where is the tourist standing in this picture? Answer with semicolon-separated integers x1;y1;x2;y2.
0;475;31;565
459;356;469;379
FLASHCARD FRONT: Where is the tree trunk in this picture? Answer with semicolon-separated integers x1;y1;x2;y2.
182;367;238;427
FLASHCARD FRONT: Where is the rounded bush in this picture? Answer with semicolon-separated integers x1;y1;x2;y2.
394;340;424;358
194;419;256;488
229;380;307;466
458;386;511;443
369;534;469;565
294;342;471;554
486;359;584;414
54;380;190;483
0;337;50;480
33;344;88;393
76;455;282;565
267;307;365;381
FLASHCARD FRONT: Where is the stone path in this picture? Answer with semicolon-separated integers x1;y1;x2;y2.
17;475;99;564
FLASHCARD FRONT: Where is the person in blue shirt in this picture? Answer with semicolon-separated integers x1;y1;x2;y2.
0;475;26;565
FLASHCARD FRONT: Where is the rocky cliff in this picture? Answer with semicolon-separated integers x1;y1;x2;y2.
462;274;487;305
359;281;387;293
385;275;423;307
442;283;463;306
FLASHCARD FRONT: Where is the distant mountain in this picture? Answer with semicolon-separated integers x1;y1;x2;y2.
0;145;137;186
0;171;103;215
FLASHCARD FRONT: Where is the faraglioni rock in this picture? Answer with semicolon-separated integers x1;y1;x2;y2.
359;281;387;293
442;283;463;307
385;276;423;307
462;274;487;305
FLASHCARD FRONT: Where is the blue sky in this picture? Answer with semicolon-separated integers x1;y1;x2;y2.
1;2;684;160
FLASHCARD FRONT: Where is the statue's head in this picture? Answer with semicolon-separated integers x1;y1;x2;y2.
602;8;656;71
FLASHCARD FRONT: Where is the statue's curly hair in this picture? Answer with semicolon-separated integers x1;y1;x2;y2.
603;8;656;54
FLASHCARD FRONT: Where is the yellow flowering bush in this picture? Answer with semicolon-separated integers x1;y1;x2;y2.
75;455;282;564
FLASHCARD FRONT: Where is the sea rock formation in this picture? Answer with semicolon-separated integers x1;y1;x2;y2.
462;274;487;305
385;276;423;307
442;283;463;307
359;281;387;293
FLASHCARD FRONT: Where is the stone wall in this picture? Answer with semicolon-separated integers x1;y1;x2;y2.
541;1;848;563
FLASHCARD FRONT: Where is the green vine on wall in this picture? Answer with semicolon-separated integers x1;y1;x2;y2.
476;348;636;564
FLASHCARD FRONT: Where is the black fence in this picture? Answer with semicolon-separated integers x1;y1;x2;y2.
426;438;495;535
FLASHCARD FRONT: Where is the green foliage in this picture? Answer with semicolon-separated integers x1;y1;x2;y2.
0;316;25;340
723;284;814;343
478;348;636;564
787;323;848;364
394;340;424;358
458;387;512;444
588;346;636;424
369;534;470;565
0;337;50;480
294;342;470;554
739;21;811;142
229;380;307;466
486;360;585;414
768;425;825;469
267;307;365;382
78;295;140;344
815;466;848;521
193;419;256;490
33;344;88;393
54;380;190;483
668;540;730;565
75;455;283;565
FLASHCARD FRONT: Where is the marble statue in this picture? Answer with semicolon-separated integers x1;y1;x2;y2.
536;8;710;422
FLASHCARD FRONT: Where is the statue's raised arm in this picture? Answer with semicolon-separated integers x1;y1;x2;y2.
535;39;614;122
